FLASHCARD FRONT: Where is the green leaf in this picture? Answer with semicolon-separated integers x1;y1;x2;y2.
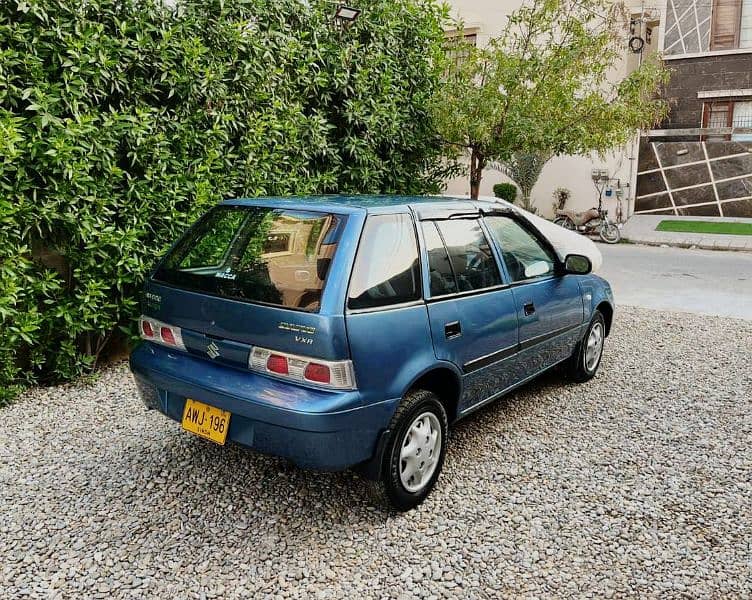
0;0;454;391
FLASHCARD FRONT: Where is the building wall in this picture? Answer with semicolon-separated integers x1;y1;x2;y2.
633;1;752;217
662;54;752;128
663;0;712;55
443;1;657;221
443;152;632;221
443;0;512;41
635;140;752;216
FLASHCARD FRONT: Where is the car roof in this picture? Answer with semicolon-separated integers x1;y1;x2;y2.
221;194;505;216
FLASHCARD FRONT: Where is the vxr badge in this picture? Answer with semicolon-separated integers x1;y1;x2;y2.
206;342;220;359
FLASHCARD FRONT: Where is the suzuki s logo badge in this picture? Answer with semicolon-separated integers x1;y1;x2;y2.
206;342;220;359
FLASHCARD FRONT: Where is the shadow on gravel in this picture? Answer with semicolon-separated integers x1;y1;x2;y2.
450;367;569;436
112;366;574;533
130;424;391;530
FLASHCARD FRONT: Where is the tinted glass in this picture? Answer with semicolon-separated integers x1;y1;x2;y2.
153;206;343;311
434;219;501;292
484;216;556;282
348;214;421;309
422;221;458;296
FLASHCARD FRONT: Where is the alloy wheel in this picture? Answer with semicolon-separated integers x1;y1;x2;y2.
584;321;604;372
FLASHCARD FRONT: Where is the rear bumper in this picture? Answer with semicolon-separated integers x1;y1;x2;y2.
129;343;399;470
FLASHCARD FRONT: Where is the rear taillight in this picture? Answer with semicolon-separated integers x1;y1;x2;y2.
266;354;289;375
249;347;355;390
160;326;176;346
139;316;186;351
141;319;154;338
304;362;330;384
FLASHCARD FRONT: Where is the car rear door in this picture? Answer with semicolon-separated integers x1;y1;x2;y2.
483;214;584;378
419;215;521;414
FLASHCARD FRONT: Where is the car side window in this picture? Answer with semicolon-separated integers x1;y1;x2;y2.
484;216;556;282
348;214;421;310
424;219;501;295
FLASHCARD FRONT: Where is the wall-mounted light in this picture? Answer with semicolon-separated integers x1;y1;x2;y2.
334;4;360;27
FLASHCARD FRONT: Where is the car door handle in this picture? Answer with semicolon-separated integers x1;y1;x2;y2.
444;321;462;339
523;302;536;316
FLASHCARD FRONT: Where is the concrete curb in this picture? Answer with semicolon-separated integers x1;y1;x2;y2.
621;215;752;252
622;238;752;252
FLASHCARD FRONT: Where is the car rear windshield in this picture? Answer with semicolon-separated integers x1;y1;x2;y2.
153;205;345;312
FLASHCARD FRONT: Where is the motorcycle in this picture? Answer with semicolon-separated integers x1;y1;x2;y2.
554;198;621;244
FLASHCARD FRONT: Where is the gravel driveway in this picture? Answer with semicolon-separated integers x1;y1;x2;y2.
2;307;751;599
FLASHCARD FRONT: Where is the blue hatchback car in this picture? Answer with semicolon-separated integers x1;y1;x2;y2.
130;195;614;510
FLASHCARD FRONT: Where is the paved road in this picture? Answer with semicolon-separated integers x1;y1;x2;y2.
598;243;752;320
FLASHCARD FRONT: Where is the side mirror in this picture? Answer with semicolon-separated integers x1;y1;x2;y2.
564;254;592;275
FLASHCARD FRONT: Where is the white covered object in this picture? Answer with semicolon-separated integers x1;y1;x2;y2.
449;195;603;272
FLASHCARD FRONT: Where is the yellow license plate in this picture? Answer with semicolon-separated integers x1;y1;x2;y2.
181;399;231;445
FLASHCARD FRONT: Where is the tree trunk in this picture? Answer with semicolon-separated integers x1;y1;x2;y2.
469;147;485;200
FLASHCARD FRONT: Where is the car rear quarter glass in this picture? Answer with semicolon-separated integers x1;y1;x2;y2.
153;206;344;312
348;214;421;310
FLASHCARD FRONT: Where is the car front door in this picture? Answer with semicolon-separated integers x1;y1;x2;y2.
483;214;585;378
420;217;521;414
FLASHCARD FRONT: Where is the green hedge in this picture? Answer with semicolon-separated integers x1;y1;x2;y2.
492;183;517;202
0;0;452;402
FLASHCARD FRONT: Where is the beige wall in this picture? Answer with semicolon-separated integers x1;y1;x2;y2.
443;151;633;220
443;0;662;221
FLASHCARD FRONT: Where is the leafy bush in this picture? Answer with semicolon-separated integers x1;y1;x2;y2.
0;0;453;401
492;183;517;202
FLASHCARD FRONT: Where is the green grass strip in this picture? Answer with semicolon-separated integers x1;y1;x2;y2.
656;220;752;236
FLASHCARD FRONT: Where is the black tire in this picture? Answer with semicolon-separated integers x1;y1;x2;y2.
369;389;448;511
566;311;606;383
555;217;576;230
599;222;621;244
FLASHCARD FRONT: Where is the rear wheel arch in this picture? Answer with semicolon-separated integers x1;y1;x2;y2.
356;365;461;483
404;366;462;424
